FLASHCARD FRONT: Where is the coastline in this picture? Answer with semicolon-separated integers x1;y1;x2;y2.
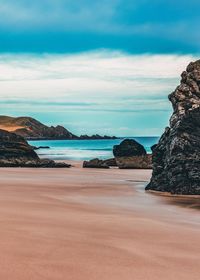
0;164;199;279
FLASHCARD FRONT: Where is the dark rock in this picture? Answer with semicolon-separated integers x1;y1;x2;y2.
146;59;200;195
26;159;71;168
113;139;151;169
0;129;70;168
115;154;152;169
33;146;50;150
113;139;146;157
83;158;109;169
82;158;117;168
0;129;38;160
103;158;117;167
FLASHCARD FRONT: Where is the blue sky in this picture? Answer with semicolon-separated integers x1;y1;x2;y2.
0;0;199;136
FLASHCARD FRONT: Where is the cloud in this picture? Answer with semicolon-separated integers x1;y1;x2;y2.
0;50;197;135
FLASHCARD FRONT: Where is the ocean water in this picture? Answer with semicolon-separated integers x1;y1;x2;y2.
28;137;159;161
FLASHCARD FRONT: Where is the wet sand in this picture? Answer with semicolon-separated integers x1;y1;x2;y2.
0;162;199;280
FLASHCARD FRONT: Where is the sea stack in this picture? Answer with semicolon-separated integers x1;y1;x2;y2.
146;60;200;195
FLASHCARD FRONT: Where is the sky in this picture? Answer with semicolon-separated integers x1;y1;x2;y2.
0;0;199;136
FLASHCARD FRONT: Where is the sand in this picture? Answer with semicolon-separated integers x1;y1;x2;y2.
0;162;199;280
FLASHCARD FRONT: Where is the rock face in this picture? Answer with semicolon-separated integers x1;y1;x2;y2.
113;139;152;169
0;129;70;168
146;60;200;195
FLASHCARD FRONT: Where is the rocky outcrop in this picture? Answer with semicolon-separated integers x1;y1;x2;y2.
113;139;152;169
83;158;109;168
0;129;70;168
146;60;200;195
0;116;117;140
83;157;117;169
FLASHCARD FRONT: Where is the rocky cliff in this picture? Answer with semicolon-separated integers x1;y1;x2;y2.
0;129;70;167
146;60;200;195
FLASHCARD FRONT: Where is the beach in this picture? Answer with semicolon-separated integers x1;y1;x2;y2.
0;162;199;280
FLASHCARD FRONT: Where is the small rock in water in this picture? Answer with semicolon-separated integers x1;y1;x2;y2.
34;146;50;150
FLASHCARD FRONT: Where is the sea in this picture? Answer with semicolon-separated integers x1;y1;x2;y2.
28;137;159;161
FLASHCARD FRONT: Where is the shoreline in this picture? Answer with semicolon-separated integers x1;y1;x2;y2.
66;160;200;199
2;157;200;200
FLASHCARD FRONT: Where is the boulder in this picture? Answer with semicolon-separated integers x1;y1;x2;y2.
146;60;200;195
113;139;146;157
113;139;151;169
0;129;70;168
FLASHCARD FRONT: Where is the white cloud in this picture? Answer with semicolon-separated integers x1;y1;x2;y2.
0;50;196;100
0;50;197;135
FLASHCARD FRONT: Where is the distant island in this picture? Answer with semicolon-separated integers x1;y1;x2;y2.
0;116;117;140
